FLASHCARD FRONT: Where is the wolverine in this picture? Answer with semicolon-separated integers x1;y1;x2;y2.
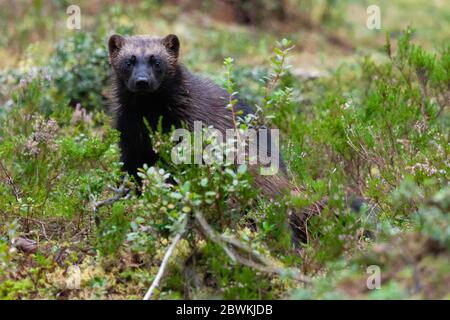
108;33;369;245
108;34;291;192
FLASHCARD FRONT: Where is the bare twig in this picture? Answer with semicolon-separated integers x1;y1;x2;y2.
91;177;130;226
92;180;130;212
143;227;185;300
19;217;49;240
194;211;311;283
92;188;129;209
142;205;312;300
0;160;21;201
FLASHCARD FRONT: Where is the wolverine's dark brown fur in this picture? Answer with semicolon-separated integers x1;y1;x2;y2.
108;33;314;245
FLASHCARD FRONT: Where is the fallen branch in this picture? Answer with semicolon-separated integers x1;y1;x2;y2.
92;177;130;212
91;176;130;226
143;225;186;300
194;211;311;283
19;217;49;241
142;209;311;300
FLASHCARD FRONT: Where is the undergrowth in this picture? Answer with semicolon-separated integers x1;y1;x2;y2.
0;20;448;299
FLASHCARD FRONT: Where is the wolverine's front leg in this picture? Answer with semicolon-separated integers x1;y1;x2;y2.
116;113;158;187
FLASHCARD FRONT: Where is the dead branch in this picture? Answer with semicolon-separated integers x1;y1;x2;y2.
19;217;49;241
91;176;130;226
143;222;186;300
0;160;21;202
142;208;311;300
194;211;311;283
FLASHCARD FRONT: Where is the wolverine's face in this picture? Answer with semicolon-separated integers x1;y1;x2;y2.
108;34;180;94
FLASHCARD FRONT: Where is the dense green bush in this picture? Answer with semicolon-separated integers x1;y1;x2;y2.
49;32;110;110
48;25;135;111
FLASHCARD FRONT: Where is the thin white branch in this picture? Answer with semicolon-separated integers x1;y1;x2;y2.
143;230;184;300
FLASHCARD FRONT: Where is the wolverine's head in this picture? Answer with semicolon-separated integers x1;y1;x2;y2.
108;34;180;94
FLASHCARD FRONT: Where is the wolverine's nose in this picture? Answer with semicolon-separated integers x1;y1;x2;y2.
135;77;149;89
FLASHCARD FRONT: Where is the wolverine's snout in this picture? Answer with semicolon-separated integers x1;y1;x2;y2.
129;72;160;93
135;76;149;90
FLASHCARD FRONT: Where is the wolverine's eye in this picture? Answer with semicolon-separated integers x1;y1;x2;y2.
127;55;136;67
149;55;161;67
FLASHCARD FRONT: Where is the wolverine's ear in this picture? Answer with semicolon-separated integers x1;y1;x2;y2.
108;34;125;61
162;34;180;58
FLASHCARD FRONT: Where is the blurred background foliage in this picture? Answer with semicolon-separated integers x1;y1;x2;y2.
0;0;449;299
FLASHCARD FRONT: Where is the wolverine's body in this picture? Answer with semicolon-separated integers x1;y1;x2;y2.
108;34;367;245
109;34;289;196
